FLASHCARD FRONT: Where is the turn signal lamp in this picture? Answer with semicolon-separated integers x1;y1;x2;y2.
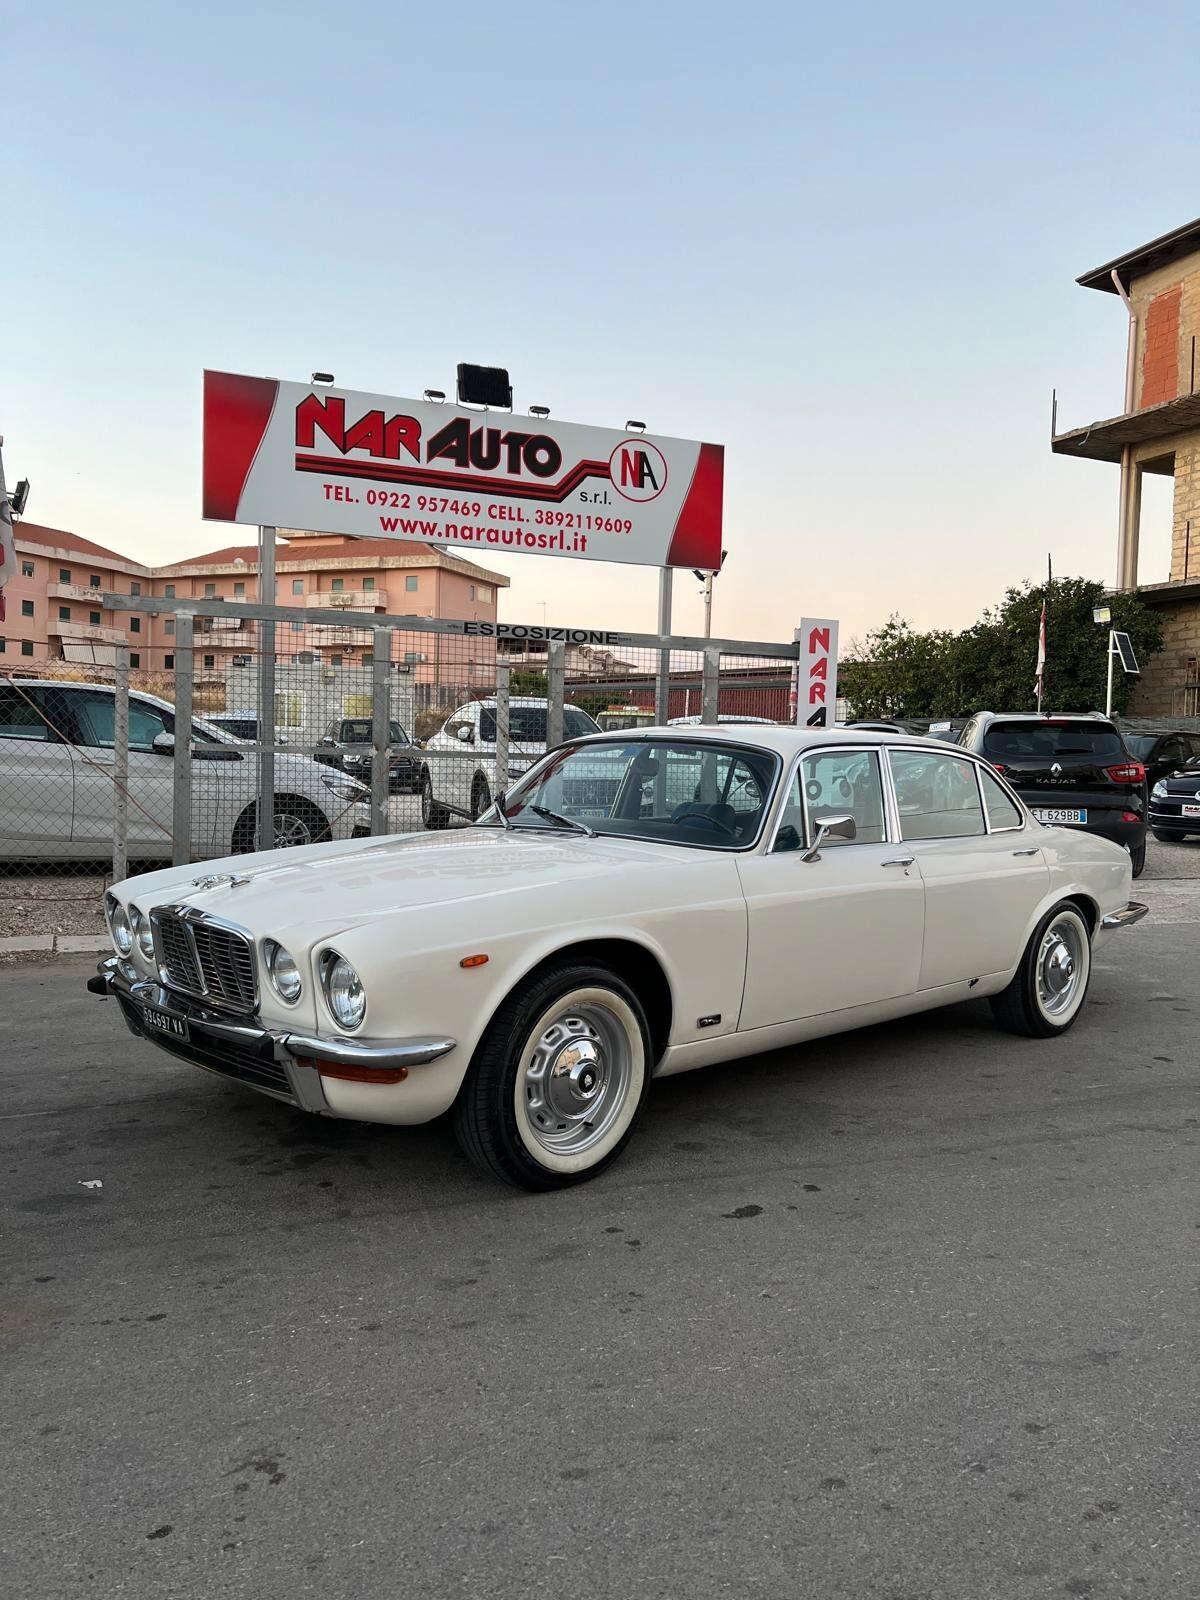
460;954;489;969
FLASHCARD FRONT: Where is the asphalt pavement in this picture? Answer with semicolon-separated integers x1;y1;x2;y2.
3;884;1198;1599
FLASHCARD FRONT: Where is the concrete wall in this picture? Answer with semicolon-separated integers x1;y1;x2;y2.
1127;596;1200;716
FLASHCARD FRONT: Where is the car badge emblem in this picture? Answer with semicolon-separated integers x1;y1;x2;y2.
1051;762;1063;777
190;873;251;890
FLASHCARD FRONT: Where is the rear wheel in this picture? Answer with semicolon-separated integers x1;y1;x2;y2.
1128;838;1146;878
990;903;1091;1038
453;962;651;1190
420;767;449;830
470;774;492;820
1152;828;1185;842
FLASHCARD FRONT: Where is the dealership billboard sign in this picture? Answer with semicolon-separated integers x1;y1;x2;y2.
790;618;839;728
202;371;724;571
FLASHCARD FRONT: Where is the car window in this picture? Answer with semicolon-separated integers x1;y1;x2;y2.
890;749;985;841
982;721;1124;760
979;767;1023;831
784;748;887;849
1124;734;1155;759
0;686;54;741
68;692;170;752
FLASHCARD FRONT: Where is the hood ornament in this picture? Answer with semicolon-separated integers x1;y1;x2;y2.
190;873;251;890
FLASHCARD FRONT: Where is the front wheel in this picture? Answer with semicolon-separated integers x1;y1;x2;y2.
453;963;651;1190
1152;828;1185;842
470;774;492;820
989;903;1092;1038
420;767;449;830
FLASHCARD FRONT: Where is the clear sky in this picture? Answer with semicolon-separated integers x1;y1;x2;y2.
6;0;1199;643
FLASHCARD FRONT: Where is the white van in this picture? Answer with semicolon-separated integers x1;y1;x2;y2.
420;697;601;827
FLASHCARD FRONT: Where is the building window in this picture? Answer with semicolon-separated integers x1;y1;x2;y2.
362;577;375;591
59;606;71;622
403;650;426;664
331;653;343;667
130;581;141;597
233;580;245;597
204;583;217;598
405;575;418;592
89;574;101;588
0;638;5;652
477;584;491;602
468;585;476;601
89;610;101;626
291;621;303;632
361;651;373;664
164;619;175;636
203;654;215;669
129;653;141;669
21;560;34;578
21;641;34;657
331;578;345;592
164;584;176;598
164;654;174;669
130;617;141;633
292;578;304;595
59;568;71;583
21;600;34;618
232;654;251;667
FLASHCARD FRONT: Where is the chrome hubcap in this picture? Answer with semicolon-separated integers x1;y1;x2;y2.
521;1002;633;1157
1036;918;1085;1017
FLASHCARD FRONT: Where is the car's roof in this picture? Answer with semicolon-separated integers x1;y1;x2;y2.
569;723;968;756
974;710;1114;724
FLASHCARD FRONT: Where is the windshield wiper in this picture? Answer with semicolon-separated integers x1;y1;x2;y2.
528;805;596;837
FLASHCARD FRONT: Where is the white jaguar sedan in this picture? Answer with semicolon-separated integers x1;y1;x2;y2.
90;727;1147;1190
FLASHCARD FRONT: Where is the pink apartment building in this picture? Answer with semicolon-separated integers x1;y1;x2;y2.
2;525;508;689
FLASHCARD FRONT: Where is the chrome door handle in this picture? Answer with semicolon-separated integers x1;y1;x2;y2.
1012;847;1040;856
882;857;915;868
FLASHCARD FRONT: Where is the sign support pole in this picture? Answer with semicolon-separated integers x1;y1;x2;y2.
256;526;277;852
1106;629;1116;718
655;568;673;724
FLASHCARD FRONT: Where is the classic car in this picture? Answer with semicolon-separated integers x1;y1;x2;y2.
89;727;1146;1191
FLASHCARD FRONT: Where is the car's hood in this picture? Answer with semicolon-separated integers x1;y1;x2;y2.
122;827;705;936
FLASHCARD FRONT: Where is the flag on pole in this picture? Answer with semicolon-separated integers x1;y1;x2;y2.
0;442;17;625
1034;599;1047;709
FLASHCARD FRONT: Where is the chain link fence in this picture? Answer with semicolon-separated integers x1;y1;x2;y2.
1;600;800;934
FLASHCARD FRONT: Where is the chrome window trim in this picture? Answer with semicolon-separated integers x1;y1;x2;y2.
975;762;1028;835
884;745;990;846
767;745;895;854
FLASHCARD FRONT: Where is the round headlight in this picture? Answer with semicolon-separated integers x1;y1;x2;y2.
130;907;155;962
265;940;303;1005
106;894;133;955
321;950;366;1030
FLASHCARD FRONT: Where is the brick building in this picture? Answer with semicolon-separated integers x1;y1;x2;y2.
1;525;508;690
1053;217;1200;714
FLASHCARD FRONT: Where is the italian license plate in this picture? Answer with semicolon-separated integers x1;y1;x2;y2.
1033;807;1087;825
142;1005;188;1041
1182;804;1200;818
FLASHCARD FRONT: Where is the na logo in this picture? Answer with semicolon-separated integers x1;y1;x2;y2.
609;438;668;503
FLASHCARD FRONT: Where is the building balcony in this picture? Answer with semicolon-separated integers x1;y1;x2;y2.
47;621;129;647
305;589;389;611
1052;391;1200;464
47;581;132;605
305;624;375;646
196;614;247;633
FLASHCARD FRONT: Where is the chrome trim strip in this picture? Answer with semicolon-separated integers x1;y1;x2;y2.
1100;901;1149;929
278;1032;457;1068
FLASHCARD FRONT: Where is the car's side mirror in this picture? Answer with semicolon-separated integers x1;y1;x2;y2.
802;813;856;863
151;732;175;756
456;725;474;744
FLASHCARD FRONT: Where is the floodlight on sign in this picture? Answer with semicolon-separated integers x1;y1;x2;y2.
1112;630;1140;675
1093;605;1112;625
423;389;446;403
457;364;512;408
529;405;551;418
311;372;335;386
625;420;647;433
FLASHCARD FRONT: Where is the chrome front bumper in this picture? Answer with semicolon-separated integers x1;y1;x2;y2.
1100;901;1149;930
88;957;456;1114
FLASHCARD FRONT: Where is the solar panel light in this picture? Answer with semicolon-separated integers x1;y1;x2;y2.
457;364;512;408
1093;605;1112;624
311;371;336;386
528;405;551;418
1112;630;1140;675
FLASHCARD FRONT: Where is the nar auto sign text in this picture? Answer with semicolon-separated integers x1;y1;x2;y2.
202;371;724;571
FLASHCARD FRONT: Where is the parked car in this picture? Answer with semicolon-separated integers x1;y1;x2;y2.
1147;753;1200;841
313;717;423;794
1121;729;1200;790
204;711;291;745
958;712;1147;876
0;678;371;861
91;726;1144;1191
420;697;602;826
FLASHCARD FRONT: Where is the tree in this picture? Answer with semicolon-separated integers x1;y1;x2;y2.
842;578;1163;719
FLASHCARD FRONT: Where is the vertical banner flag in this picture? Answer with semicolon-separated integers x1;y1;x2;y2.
0;441;17;625
791;618;840;728
1034;600;1047;709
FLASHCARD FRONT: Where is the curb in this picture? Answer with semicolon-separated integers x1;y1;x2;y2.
0;935;110;956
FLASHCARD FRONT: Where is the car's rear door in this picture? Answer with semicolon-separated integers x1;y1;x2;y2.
0;684;76;856
887;747;1048;988
737;745;924;1029
63;690;178;857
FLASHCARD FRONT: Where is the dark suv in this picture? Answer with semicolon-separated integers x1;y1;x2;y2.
958;712;1147;876
314;718;422;794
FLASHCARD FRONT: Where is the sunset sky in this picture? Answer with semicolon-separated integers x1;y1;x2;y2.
7;0;1197;643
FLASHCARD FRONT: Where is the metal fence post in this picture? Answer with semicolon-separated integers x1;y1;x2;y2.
256;526;277;853
371;629;390;837
701;645;720;726
546;639;565;749
172;613;194;866
655;567;674;724
494;661;511;797
112;645;130;883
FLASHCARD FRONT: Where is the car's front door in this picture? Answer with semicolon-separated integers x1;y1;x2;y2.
0;684;76;856
736;746;925;1030
887;747;1048;989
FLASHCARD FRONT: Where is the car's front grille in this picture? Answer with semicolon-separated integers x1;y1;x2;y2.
153;908;257;1013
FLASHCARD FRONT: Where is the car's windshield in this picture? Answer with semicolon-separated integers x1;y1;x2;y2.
340;719;406;743
492;737;779;849
478;705;602;744
982;721;1124;760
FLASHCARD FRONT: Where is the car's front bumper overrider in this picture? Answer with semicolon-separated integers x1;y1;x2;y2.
1099;901;1149;930
88;957;456;1113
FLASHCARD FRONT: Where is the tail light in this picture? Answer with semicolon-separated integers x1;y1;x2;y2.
989;760;1007;775
1105;761;1145;784
1121;811;1141;824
